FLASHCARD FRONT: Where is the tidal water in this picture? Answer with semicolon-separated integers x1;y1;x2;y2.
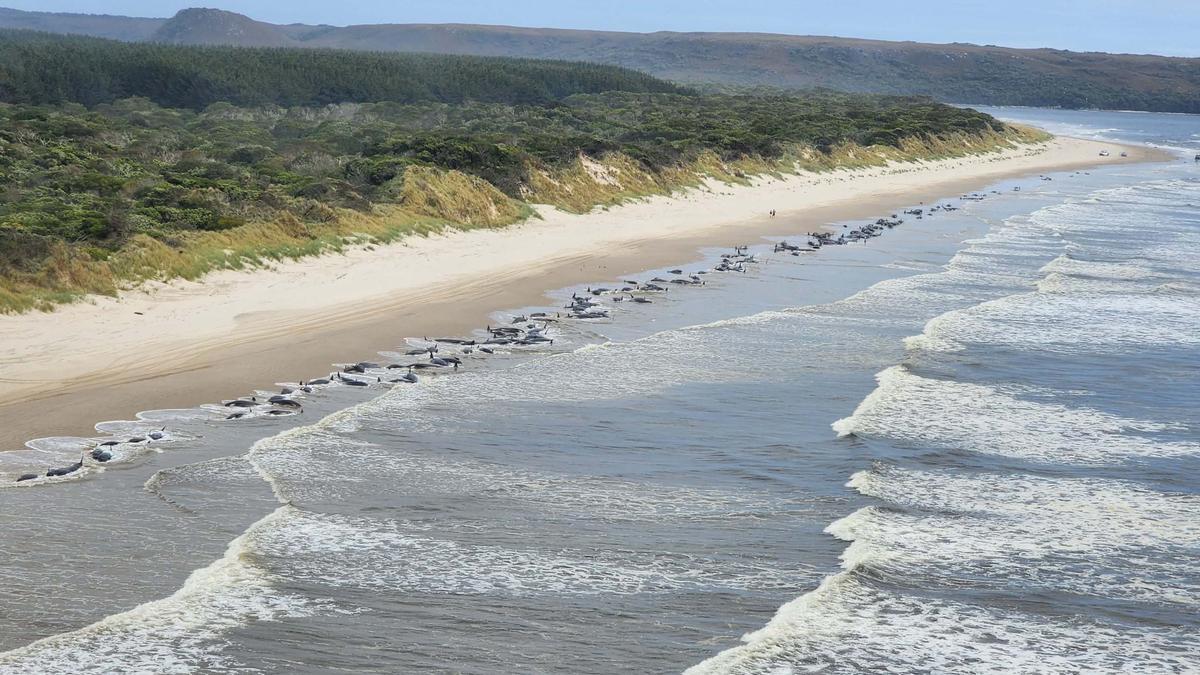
1;108;1197;673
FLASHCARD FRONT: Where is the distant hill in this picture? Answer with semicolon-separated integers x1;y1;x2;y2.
2;6;1199;113
148;7;291;47
0;6;160;40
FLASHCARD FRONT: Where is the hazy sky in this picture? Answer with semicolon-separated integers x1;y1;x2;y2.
8;0;1198;57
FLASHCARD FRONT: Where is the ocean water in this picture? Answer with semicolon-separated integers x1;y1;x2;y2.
1;109;1197;673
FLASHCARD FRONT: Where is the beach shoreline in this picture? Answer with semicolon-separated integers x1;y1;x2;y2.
0;136;1168;449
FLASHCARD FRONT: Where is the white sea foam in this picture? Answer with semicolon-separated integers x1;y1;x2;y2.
1034;270;1160;294
1040;254;1161;282
909;290;1200;354
832;490;1200;605
832;366;1194;464
686;571;1198;675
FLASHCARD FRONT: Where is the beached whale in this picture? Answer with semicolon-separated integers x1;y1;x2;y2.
46;453;85;478
393;371;419;384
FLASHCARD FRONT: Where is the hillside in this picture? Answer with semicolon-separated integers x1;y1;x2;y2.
148;6;291;47
1;6;1198;112
0;30;683;108
0;6;160;40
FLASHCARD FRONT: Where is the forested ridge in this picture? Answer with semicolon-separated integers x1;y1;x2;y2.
0;30;683;108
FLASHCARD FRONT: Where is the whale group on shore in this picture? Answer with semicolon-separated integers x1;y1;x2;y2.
14;427;168;483
12;190;994;484
149;243;767;430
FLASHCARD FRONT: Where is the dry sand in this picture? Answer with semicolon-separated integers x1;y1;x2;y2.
0;136;1168;448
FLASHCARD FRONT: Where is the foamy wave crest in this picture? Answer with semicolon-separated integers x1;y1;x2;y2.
1040;254;1159;282
685;310;792;330
848;466;1199;543
1154;280;1200;295
909;290;1200;354
1033;270;1168;295
0;507;324;675
686;572;1198;674
838;469;1200;606
831;366;1195;464
1028;180;1200;236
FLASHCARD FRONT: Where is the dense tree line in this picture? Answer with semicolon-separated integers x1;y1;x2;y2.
0;30;683;108
674;44;1200;115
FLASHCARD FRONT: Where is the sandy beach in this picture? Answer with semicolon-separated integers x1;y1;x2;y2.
0;136;1166;448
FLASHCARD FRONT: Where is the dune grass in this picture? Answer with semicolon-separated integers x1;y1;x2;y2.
525;125;1046;212
0;167;521;313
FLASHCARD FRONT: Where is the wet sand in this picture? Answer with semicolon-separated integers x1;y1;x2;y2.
0;137;1167;449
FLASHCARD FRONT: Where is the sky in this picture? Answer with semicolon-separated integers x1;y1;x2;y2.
6;0;1199;57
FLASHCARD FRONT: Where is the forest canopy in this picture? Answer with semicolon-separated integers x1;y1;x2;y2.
0;30;685;108
0;92;1006;248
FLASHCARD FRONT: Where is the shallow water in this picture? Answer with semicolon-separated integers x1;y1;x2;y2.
1;108;1197;673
